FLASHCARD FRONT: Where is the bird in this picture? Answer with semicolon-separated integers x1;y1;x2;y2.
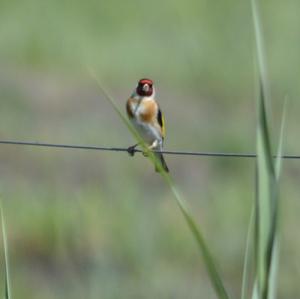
126;78;169;172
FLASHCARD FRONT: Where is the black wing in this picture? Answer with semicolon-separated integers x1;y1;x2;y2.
157;107;166;138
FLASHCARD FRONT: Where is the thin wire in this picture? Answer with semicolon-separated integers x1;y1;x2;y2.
0;139;299;159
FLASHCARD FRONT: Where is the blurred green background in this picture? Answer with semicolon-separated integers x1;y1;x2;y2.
0;0;299;298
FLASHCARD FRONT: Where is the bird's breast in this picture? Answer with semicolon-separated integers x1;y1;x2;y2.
127;98;157;123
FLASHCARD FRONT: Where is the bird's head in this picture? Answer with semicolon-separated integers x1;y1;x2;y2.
136;78;154;97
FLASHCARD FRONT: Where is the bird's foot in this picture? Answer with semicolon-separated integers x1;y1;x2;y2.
127;144;138;156
143;140;158;156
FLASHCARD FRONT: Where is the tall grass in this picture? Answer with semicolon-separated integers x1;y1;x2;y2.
1;203;12;299
251;0;283;298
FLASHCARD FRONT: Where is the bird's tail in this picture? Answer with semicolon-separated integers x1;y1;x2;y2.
155;153;169;173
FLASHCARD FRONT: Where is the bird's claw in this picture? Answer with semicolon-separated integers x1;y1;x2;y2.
127;145;137;156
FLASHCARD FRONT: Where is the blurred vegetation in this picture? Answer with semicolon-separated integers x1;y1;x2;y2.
0;0;299;298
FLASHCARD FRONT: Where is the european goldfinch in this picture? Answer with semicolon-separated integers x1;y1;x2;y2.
126;78;169;172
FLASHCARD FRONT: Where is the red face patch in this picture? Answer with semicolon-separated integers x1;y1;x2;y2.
139;78;153;85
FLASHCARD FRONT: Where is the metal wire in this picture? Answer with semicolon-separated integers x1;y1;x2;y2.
0;139;299;159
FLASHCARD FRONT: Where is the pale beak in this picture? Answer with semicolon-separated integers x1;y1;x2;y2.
142;84;150;92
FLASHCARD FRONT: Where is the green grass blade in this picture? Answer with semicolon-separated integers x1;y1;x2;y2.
241;206;255;299
167;183;229;299
1;203;12;299
251;0;269;104
252;282;259;299
89;70;230;299
267;99;287;299
267;238;279;299
255;78;276;299
275;98;287;180
251;0;283;298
